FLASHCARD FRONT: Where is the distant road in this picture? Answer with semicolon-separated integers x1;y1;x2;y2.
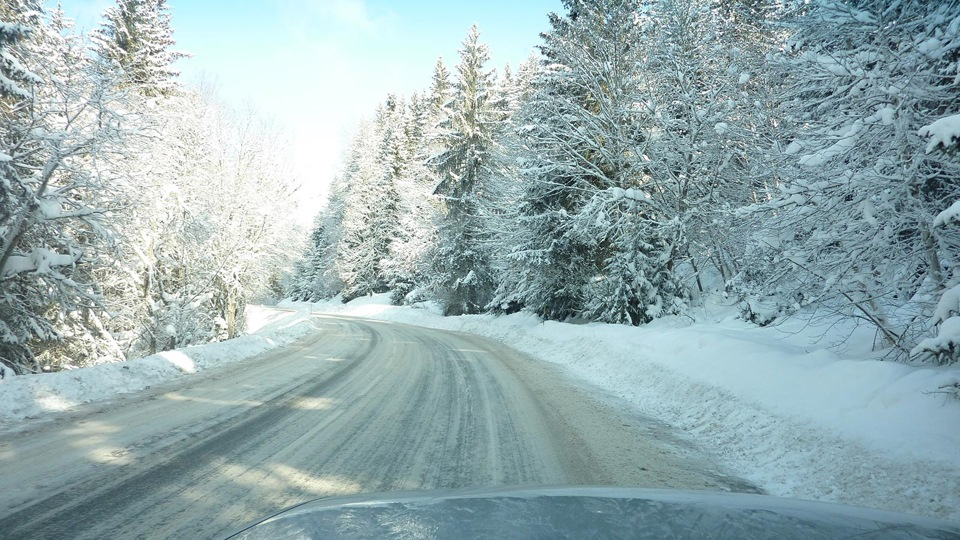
0;315;755;538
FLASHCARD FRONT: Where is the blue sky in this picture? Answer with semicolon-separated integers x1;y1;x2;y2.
52;0;563;211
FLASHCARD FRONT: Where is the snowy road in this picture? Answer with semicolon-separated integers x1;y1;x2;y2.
0;315;754;538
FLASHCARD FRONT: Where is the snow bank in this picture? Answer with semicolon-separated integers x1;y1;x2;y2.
296;294;960;522
0;307;317;424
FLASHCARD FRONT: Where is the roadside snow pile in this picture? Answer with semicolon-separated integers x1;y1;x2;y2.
0;307;317;424
293;294;960;522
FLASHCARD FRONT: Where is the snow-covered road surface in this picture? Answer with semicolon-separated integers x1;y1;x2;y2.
0;315;755;539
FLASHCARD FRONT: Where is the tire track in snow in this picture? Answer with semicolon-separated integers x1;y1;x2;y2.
0;316;756;539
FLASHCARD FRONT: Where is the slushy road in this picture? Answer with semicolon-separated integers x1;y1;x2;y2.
0;315;755;538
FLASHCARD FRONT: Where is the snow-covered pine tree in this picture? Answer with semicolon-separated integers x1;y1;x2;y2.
736;0;960;354
502;55;539;119
558;0;691;326
480;58;537;302
428;25;501;316
428;57;452;121
336;114;400;302
1;4;131;373
291;212;333;301
492;1;611;320
381;92;440;305
493;0;687;325
290;172;348;301
91;0;186;96
0;3;40;100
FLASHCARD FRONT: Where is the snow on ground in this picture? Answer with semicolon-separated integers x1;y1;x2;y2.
284;294;960;522
2;294;957;521
0;306;317;425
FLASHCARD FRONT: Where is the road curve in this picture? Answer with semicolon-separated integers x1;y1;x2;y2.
0;315;756;538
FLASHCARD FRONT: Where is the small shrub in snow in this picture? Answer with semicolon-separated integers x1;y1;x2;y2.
938;381;960;401
739;297;794;327
912;284;960;365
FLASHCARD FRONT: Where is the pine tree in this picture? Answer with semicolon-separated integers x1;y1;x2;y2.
336;115;400;302
428;57;452;119
1;5;131;373
493;0;688;324
381;93;440;305
428;25;501;315
92;0;186;96
492;1;607;319
291;214;333;301
0;2;41;100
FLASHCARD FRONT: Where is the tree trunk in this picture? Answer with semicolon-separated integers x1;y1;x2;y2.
226;292;237;339
922;227;945;292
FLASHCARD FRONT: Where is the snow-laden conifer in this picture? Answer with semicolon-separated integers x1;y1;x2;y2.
1;5;132;373
493;0;689;324
427;25;502;315
91;0;186;97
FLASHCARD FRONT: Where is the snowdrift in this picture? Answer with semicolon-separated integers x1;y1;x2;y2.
0;306;318;424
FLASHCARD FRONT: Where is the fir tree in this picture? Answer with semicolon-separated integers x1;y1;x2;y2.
0;2;41;100
382;93;440;305
336;115;400;302
1;5;131;372
428;25;501;315
494;0;688;324
92;0;186;96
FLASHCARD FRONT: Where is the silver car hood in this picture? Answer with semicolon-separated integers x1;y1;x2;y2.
227;486;960;539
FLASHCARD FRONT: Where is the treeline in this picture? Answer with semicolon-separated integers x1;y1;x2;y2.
291;0;960;365
0;1;300;375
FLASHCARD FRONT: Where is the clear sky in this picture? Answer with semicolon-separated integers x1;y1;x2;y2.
51;0;564;214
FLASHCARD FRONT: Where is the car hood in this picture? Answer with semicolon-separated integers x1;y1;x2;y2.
227;486;960;539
